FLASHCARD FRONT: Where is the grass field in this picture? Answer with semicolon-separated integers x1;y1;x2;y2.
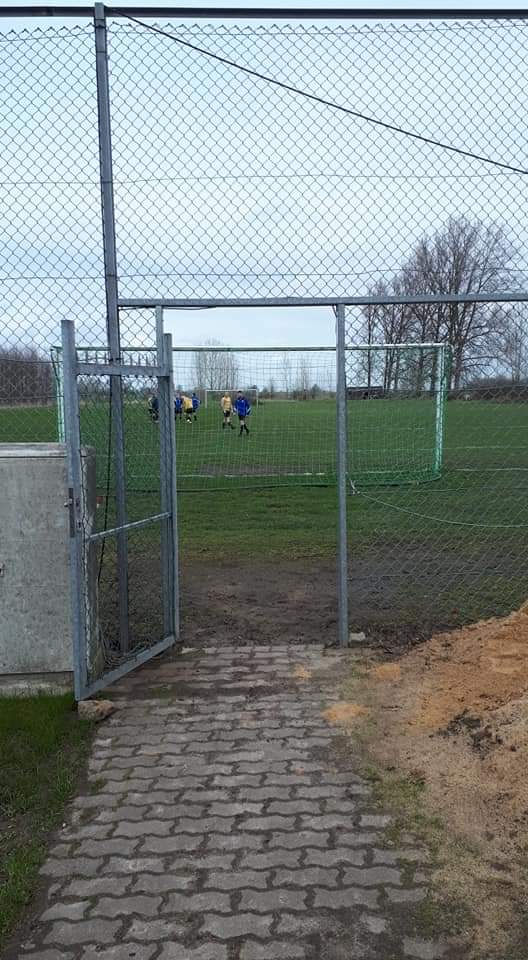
0;695;92;945
1;396;527;631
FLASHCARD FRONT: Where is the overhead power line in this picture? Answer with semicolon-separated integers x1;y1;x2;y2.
122;13;528;178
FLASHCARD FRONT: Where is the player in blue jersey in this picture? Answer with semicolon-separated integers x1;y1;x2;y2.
174;393;183;421
191;392;200;422
235;391;251;436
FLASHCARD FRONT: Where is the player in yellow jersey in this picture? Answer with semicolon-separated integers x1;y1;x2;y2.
221;392;235;429
182;395;194;423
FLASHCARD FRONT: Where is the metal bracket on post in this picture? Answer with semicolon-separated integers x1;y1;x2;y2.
335;304;349;647
94;1;129;652
61;318;88;701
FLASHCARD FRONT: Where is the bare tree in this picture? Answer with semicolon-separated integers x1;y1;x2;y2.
397;216;516;388
281;352;293;396
489;306;528;382
192;339;239;391
294;356;310;399
0;346;53;406
359;281;413;391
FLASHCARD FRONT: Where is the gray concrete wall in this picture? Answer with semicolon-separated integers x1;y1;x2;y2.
0;444;95;684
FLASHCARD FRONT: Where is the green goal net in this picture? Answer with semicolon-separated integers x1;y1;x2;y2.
51;343;447;492
346;342;449;486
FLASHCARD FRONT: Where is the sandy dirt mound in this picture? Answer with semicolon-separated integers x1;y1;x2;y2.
354;604;528;958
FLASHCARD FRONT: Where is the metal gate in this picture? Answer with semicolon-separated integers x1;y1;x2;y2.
61;312;179;700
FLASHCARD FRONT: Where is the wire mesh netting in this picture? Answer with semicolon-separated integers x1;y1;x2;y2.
345;301;528;632
78;365;168;684
1;14;528;643
106;18;528;302
61;342;448;492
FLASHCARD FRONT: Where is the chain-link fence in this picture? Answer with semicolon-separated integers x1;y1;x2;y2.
1;10;528;654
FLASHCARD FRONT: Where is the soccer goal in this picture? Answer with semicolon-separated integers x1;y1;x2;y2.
345;341;449;485
51;342;447;491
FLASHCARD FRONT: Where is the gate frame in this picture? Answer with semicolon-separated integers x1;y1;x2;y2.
121;294;524;650
61;315;180;701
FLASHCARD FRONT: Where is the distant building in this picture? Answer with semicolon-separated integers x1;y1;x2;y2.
347;386;384;400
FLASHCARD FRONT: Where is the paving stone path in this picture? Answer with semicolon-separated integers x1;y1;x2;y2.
16;645;451;960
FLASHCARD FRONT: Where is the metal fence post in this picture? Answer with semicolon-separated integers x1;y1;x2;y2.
336;304;349;647
94;2;129;652
434;344;447;477
61;318;88;700
164;332;180;639
156;307;171;638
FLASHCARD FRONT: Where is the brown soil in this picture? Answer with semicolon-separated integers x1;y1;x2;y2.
345;603;528;959
179;558;459;649
180;560;339;646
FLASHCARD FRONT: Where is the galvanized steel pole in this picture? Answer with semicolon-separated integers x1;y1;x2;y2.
61;318;88;700
164;331;180;640
335;304;349;647
94;1;130;651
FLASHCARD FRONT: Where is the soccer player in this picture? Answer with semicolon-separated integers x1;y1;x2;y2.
221;392;235;429
174;393;183;421
235;391;251;436
148;395;159;422
191;392;200;422
182;394;194;423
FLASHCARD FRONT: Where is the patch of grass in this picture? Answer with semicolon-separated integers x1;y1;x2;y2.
410;891;473;940
88;776;107;794
362;765;443;855
360;763;474;943
0;693;93;944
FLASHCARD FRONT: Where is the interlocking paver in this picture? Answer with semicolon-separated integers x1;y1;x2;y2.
76;839;140;857
81;947;156;960
205;870;269;890
91;896;162;918
44;920;122;945
240;850;302;870
125;919;188;942
342;866;402;886
305;847;365;866
140;834;199;854
273;867;339;887
22;645;448;960
201;914;273;939
239;942;307;960
41;859;104;879
239;890;306;912
157;947;227;960
40;902;89;922
313;887;379;910
114;819;171;837
60;878;132;899
164;892;231;914
269;830;330;849
101;857;165;874
131;873;195;893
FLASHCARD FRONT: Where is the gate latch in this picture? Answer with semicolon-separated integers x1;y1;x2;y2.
65;488;76;537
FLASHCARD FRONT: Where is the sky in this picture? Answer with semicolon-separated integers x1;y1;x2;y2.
1;4;528;353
